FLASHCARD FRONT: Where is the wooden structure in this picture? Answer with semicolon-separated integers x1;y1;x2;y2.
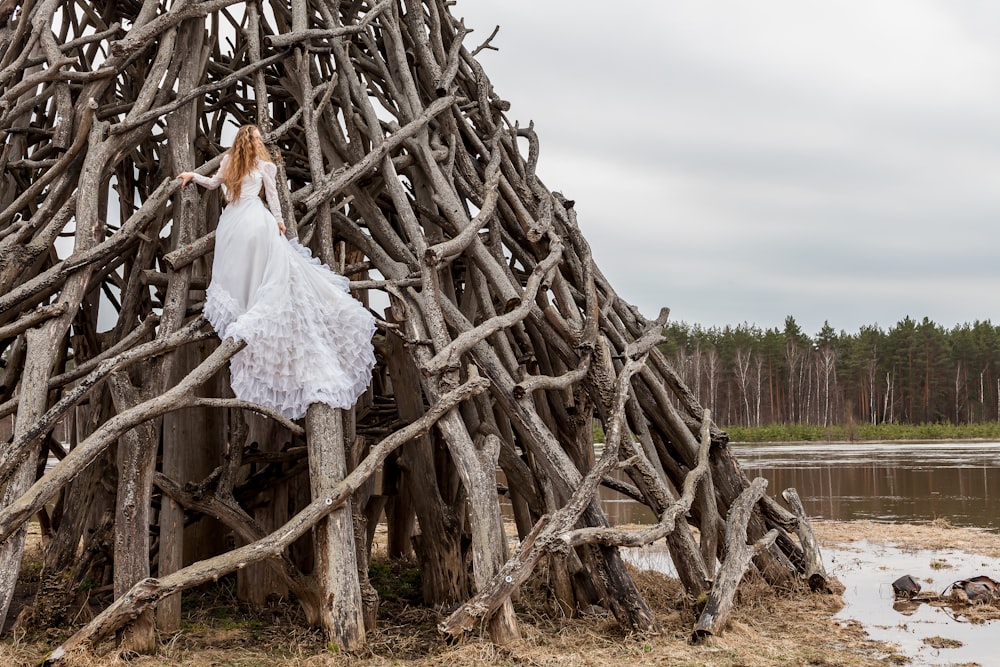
0;0;829;658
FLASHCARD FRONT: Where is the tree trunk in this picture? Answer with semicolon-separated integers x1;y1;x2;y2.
306;404;365;651
109;371;158;653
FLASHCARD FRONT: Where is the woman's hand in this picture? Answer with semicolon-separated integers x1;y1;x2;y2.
278;222;287;235
177;172;195;187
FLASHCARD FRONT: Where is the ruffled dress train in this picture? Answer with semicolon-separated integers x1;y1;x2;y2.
194;159;376;419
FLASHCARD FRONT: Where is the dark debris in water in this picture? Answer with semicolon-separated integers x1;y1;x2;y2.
891;574;921;599
943;575;1000;604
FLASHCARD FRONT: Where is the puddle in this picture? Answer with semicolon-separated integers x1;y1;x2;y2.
827;540;998;666
622;540;999;667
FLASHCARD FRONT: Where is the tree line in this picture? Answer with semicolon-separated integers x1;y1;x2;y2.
660;316;1000;428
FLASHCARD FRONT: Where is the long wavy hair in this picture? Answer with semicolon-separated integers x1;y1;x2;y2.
222;124;272;201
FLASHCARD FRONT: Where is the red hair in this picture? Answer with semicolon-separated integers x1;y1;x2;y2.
222;125;272;200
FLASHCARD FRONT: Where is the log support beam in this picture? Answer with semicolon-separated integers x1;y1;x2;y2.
306;404;365;651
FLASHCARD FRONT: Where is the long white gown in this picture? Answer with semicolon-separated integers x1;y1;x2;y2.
193;156;376;419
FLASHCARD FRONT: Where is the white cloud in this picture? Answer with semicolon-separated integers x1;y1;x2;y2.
456;1;1000;332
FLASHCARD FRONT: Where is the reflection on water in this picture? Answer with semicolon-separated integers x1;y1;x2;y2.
593;441;1000;530
733;441;1000;531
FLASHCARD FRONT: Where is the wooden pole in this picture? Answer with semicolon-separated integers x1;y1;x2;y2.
305;404;365;650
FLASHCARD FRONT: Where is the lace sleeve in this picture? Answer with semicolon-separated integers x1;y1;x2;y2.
191;154;228;190
260;161;284;225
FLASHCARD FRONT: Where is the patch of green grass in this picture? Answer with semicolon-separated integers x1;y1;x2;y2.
593;421;606;444
724;421;1000;443
369;559;422;603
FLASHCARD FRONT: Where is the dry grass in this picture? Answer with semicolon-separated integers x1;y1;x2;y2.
812;518;1000;557
0;567;889;667
7;520;990;667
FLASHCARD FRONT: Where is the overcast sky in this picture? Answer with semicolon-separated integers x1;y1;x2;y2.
455;1;1000;337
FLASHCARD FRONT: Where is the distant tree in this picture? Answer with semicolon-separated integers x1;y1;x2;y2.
665;315;998;429
783;316;808;423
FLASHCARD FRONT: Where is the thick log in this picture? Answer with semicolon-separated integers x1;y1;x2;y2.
692;477;779;642
108;371;158;653
0;327;60;630
305;404;365;650
781;487;832;592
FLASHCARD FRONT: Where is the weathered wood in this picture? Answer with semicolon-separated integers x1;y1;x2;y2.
0;303;66;340
0;101;108;626
0;338;245;546
235;414;292;608
108;370;158;653
153;471;321;620
781;487;831;592
46;375;490;657
306;404;365;650
0;327;63;629
383;318;468;603
693;477;779;642
441;340;658;637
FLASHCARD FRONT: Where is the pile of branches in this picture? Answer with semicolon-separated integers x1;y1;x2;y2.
0;0;830;659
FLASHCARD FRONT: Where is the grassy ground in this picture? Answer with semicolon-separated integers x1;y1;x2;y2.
0;571;877;667
592;420;1000;445
722;421;1000;443
8;520;997;667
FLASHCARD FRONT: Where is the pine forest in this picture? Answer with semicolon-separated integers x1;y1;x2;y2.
662;316;1000;428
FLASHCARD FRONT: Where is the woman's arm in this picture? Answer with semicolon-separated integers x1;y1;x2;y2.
261;161;287;235
178;154;228;190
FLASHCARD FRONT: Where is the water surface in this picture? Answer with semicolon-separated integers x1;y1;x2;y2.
733;441;1000;531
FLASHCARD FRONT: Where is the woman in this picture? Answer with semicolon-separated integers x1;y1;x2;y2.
178;125;376;419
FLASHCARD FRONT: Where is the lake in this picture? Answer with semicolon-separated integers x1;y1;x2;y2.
732;440;1000;531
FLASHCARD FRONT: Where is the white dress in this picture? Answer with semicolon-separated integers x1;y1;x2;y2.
193;156;376;419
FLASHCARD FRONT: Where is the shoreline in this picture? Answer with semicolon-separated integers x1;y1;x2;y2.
811;517;1000;554
727;436;1000;445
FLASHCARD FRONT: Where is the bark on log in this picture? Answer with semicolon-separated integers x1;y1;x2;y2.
692;477;779;642
782;487;831;592
108;371;158;653
306;404;366;650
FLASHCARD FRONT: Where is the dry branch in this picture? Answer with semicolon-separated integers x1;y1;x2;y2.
47;375;490;657
782;487;831;592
